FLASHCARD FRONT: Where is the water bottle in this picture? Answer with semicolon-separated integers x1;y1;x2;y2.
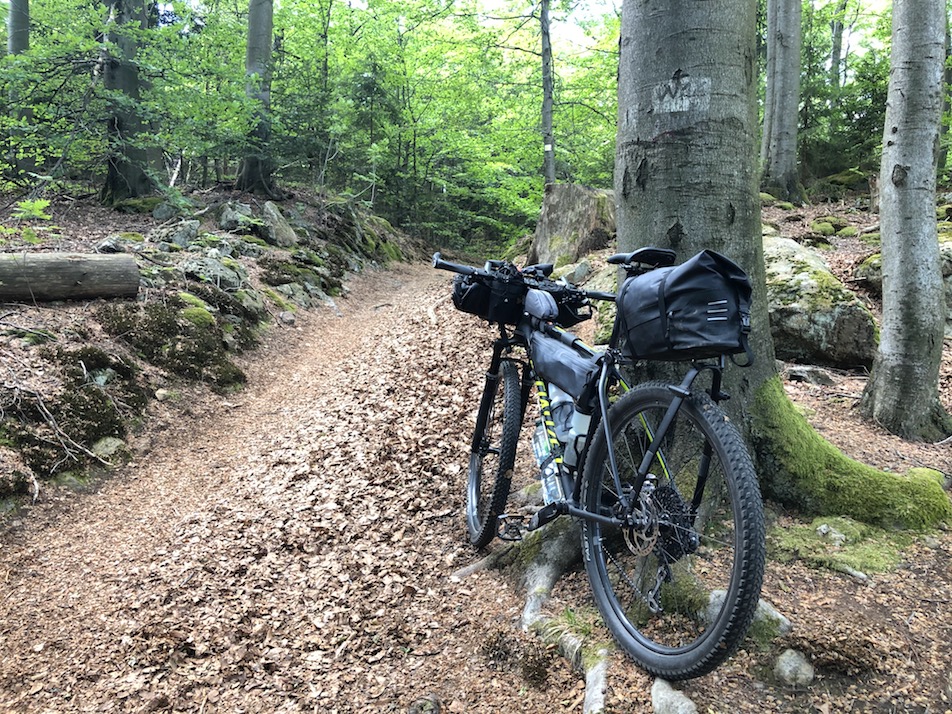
532;419;565;504
562;409;591;469
547;384;574;445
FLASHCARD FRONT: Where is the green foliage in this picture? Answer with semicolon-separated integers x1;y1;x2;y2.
11;198;52;221
0;0;895;250
799;1;890;182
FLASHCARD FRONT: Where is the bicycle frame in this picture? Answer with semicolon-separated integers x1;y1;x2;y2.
488;318;728;531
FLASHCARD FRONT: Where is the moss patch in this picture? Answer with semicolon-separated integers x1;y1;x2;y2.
98;302;245;392
769;516;913;574
750;377;951;530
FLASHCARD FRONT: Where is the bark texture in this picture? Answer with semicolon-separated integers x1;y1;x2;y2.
860;0;948;440
7;0;29;54
615;0;773;421
0;253;140;301
540;0;556;185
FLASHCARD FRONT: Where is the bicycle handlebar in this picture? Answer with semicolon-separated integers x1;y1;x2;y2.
432;252;481;277
431;252;616;302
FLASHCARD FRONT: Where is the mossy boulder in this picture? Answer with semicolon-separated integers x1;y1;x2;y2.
219;202;256;233
825;168;867;188
764;236;877;367
854;237;952;336
262;201;299;248
770;516;914;575
179;256;245;291
98;300;245;392
151;220;200;249
752;377;952;530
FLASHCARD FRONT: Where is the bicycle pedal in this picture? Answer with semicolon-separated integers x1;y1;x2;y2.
527;502;563;531
496;514;525;542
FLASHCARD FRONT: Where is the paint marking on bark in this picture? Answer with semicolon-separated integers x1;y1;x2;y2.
652;73;711;114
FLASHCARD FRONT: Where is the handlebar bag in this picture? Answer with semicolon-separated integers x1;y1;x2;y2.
452;271;525;325
616;249;753;363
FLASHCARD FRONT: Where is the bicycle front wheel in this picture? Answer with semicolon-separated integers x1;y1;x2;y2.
580;382;765;680
466;359;521;547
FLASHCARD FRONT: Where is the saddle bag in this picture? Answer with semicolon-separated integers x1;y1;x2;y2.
452;272;525;325
616;249;753;363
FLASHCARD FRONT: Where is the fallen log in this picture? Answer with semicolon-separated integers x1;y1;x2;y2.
0;253;140;301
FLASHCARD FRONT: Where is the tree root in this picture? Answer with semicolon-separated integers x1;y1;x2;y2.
453;517;612;712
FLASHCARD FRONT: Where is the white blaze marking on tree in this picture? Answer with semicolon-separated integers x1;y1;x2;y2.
652;76;712;114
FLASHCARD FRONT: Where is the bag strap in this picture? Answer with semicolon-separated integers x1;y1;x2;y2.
656;271;673;351
610;278;630;348
730;314;755;367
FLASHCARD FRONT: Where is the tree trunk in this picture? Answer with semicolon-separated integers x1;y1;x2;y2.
540;0;556;185
829;0;848;90
616;0;773;421
236;0;279;197
614;0;950;527
7;0;29;54
0;253;139;301
100;0;157;205
760;0;804;204
860;0;949;441
7;0;34;178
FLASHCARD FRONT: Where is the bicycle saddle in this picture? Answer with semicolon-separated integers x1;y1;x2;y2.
607;247;676;268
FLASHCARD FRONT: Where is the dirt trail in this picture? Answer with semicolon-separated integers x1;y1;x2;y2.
0;264;597;713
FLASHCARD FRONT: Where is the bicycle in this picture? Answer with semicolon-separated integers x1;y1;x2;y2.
433;247;766;680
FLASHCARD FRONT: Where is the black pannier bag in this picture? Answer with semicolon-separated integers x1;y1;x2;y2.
452;271;526;325
616;249;753;363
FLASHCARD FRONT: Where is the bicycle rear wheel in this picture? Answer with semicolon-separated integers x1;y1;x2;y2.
580;382;765;680
467;359;521;547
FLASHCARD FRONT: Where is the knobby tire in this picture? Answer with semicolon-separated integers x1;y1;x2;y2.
580;382;765;680
466;359;521;547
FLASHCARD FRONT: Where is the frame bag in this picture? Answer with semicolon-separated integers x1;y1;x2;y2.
617;249;753;364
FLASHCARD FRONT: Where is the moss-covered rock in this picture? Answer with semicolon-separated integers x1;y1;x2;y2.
751;377;952;530
825;168;867;188
764;236;877;367
98;301;245;392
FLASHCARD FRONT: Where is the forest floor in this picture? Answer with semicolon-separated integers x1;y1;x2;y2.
0;198;949;713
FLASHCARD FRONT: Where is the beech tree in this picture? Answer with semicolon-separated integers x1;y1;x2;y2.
760;0;803;203
860;0;949;440
615;0;949;527
100;0;158;204
236;0;278;196
616;0;766;390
